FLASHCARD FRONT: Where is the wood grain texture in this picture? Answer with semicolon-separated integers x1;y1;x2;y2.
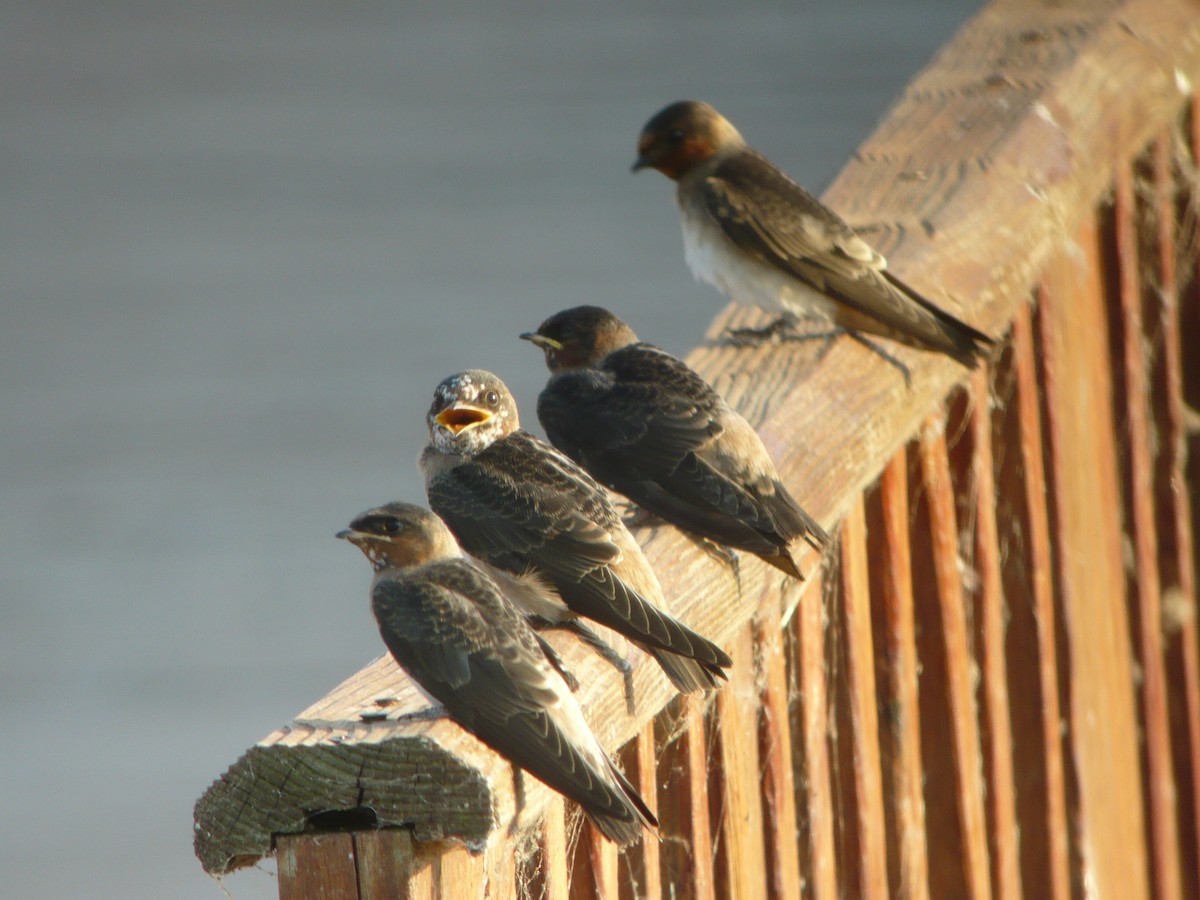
713;626;769;900
967;367;1022;900
192;0;1200;891
876;452;930;900
1008;303;1070;900
1039;215;1151;898
754;597;803;899
791;570;837;900
837;499;888;899
1114;160;1185;900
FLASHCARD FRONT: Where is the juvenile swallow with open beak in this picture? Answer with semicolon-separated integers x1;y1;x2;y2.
420;370;732;693
633;100;992;369
522;306;828;579
338;502;657;845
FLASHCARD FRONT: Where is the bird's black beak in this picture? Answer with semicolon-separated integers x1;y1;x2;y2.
335;529;353;541
631;156;649;173
520;332;562;350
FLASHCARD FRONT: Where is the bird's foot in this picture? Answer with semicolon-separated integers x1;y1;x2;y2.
535;619;636;712
725;315;798;346
533;632;581;692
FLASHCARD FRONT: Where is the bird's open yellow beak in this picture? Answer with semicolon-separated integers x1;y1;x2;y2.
435;405;494;434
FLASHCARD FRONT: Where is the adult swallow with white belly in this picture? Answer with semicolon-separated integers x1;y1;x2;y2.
633;100;992;369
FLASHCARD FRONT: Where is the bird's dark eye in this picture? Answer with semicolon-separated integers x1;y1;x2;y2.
484;390;499;406
668;129;685;142
380;517;404;535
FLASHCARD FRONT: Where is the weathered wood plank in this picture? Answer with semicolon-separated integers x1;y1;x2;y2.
754;597;803;899
1114;158;1185;900
791;570;837;900
277;833;358;900
1167;113;1200;897
355;830;417;900
1008;302;1070;900
713;626;769;900
967;366;1022;900
876;452;930;900
1039;215;1151;898
618;724;662;900
837;499;888;898
917;417;992;900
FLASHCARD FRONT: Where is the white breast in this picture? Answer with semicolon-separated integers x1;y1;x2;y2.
679;206;838;320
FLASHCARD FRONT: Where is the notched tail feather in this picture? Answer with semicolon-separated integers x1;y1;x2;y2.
650;646;729;693
883;270;993;367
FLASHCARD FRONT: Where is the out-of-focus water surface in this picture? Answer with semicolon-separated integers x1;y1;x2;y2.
1;2;975;896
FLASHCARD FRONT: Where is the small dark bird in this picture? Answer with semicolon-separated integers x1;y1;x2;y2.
338;501;658;845
633;100;992;369
419;369;732;693
522;305;828;579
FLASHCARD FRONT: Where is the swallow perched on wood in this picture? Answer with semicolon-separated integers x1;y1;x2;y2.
338;501;658;845
633;100;992;369
522;305;828;579
419;369;732;693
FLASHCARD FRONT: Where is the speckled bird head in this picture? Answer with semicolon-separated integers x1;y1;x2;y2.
520;305;640;372
632;100;745;181
426;369;520;456
337;502;460;571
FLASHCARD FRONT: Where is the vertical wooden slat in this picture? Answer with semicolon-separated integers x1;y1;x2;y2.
714;625;769;900
1114;160;1185;900
583;827;618;900
653;694;715;900
438;844;486;898
968;367;1022;900
631;723;662;900
877;452;930;900
1167;116;1200;895
754;597;803;898
355;829;418;900
1011;301;1071;900
917;417;992;900
686;695;716;900
277;833;358;900
538;798;569;900
793;570;837;900
1038;216;1151;898
485;840;519;899
839;498;888;898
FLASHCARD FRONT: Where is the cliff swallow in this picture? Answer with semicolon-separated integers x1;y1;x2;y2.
338;501;657;845
420;370;732;693
522;305;828;579
633;100;992;368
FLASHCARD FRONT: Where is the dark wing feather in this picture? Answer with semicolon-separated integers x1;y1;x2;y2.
371;562;652;842
539;344;822;558
700;152;990;362
427;432;728;670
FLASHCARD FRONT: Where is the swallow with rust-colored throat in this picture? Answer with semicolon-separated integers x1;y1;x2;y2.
633;100;992;369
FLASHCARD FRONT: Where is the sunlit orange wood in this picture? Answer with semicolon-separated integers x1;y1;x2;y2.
839;499;888;898
968;366;1022;900
1115;160;1184;900
918;417;992;900
877;452;930;900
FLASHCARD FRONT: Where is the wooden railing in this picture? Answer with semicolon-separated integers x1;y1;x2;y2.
194;0;1200;896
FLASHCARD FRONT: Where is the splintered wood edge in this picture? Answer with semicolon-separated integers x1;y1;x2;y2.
193;0;1200;875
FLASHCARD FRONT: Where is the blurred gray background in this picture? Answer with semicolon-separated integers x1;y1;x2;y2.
1;2;975;896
